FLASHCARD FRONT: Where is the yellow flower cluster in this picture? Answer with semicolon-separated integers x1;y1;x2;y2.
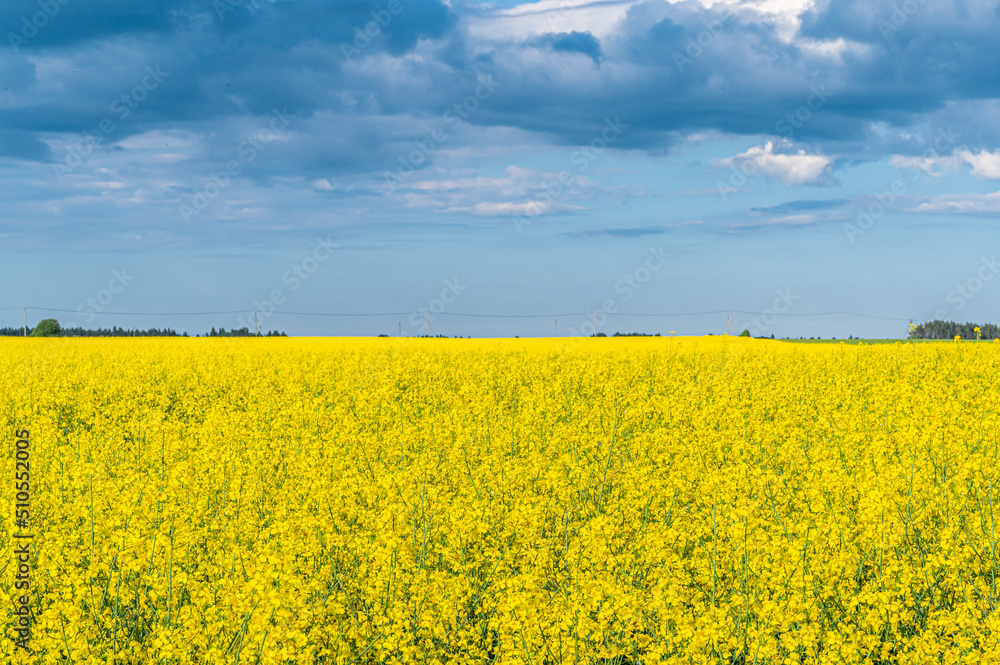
3;336;1000;663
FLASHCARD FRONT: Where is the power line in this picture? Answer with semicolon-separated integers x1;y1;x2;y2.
268;310;414;317
732;311;912;322
7;306;920;322
28;307;251;316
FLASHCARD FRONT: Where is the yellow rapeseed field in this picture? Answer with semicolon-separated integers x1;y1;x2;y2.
4;336;1000;664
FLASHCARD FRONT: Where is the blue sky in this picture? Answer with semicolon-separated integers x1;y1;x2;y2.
3;0;1000;337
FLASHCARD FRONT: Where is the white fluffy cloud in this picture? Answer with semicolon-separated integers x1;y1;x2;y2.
957;149;1000;180
889;149;1000;180
713;141;833;186
895;149;1000;215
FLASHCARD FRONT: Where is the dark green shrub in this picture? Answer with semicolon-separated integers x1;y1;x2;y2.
30;319;61;337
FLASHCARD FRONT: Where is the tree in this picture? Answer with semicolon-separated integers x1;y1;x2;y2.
739;329;751;337
909;320;1000;340
29;319;61;337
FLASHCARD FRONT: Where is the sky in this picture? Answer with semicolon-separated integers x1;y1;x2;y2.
2;0;1000;338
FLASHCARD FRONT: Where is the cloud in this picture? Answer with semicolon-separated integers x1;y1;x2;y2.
888;154;954;177
750;198;850;214
527;31;603;63
4;0;1000;176
468;0;635;41
0;128;53;161
913;191;1000;216
729;213;821;231
393;164;639;216
565;220;703;237
670;186;745;196
889;149;1000;180
0;0;185;50
956;149;1000;180
714;141;834;186
8;0;1000;251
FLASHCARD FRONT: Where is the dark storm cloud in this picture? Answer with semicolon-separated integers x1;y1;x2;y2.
2;0;1000;178
528;31;603;63
3;0;190;50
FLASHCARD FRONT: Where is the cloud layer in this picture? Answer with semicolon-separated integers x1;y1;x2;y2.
3;0;1000;249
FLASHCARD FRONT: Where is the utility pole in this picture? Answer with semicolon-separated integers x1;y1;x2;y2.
554;319;557;338
592;312;596;337
842;313;845;340
727;311;731;336
426;311;430;338
23;308;26;337
398;322;401;338
254;310;258;336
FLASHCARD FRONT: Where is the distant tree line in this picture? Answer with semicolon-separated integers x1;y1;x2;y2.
588;332;663;337
64;326;184;337
0;322;287;337
404;334;470;338
205;327;286;337
908;320;999;340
